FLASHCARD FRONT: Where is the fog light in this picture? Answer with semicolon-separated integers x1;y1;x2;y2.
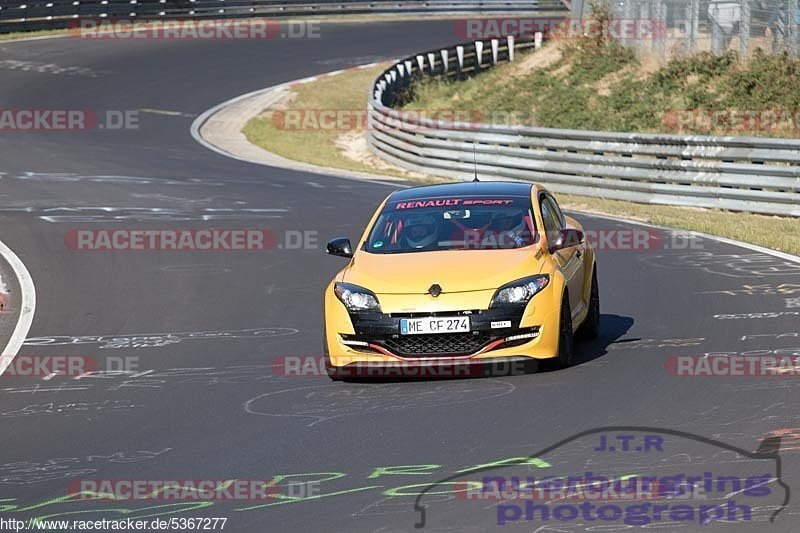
504;329;540;342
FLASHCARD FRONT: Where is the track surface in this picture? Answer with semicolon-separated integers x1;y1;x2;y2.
1;20;800;532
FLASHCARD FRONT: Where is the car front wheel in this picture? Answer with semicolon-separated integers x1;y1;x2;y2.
577;267;600;340
556;293;574;368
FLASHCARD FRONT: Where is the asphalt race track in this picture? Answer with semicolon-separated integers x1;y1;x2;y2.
1;19;800;532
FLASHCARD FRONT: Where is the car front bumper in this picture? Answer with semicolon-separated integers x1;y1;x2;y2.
324;285;562;368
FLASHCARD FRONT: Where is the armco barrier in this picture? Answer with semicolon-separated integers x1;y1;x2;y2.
366;37;800;217
0;1;566;33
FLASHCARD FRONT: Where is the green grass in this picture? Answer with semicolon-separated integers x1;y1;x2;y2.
243;65;410;177
0;28;68;41
404;41;800;137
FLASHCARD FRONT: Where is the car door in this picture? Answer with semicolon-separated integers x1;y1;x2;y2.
539;193;585;319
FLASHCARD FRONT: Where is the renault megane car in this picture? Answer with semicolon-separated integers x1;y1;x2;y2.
323;181;598;379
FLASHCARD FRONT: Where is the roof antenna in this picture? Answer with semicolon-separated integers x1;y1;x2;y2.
472;143;480;182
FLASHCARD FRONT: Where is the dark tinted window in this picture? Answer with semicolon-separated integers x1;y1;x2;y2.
366;196;537;253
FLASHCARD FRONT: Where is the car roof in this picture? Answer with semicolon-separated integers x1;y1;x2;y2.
388;181;537;201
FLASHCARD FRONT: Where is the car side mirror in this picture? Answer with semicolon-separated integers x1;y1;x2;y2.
549;228;584;253
326;237;353;258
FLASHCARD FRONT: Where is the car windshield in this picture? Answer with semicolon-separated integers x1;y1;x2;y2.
365;196;538;254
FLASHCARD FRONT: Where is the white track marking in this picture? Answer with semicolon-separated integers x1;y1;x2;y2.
0;239;36;376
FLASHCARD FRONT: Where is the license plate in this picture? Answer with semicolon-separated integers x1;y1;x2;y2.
400;316;470;335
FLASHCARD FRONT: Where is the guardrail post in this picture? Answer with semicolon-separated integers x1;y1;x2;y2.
507;36;515;60
491;39;499;64
534;31;542;49
475;41;484;72
427;52;436;74
416;55;425;76
404;59;413;78
456;45;465;79
440;49;449;74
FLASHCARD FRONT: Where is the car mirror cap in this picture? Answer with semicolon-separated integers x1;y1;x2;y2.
549;228;584;253
326;237;354;258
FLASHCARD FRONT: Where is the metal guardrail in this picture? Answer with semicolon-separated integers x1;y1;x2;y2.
0;0;566;33
366;38;800;217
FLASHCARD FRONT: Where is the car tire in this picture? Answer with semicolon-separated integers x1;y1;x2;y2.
325;358;343;381
576;267;600;340
556;293;574;368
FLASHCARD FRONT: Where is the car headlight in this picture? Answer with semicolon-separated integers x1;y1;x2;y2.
490;275;550;307
334;282;381;312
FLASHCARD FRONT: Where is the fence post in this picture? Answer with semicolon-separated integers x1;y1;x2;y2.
710;3;724;55
507;36;515;60
739;0;751;57
653;0;666;59
441;49;448;74
475;40;484;72
790;0;799;56
456;45;464;79
688;0;699;54
640;0;652;53
491;39;499;64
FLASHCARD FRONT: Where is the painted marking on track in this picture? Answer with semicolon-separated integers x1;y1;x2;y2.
23;326;298;349
0;239;36;377
0;59;100;77
138;108;197;118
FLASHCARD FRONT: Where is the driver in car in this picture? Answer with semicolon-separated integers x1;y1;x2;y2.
489;209;528;248
403;214;438;250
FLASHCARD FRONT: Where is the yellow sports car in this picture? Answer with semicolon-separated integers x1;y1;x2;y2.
323;181;598;379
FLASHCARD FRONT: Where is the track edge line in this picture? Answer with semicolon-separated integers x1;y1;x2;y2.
0;239;36;374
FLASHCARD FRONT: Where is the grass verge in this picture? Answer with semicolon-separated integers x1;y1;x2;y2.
241;53;799;256
404;43;800;137
243;65;420;179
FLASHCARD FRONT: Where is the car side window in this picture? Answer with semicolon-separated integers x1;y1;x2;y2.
546;194;566;228
539;195;562;240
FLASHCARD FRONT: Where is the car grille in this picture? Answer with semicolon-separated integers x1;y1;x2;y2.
381;332;493;357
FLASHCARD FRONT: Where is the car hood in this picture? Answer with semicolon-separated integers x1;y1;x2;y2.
342;247;545;295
